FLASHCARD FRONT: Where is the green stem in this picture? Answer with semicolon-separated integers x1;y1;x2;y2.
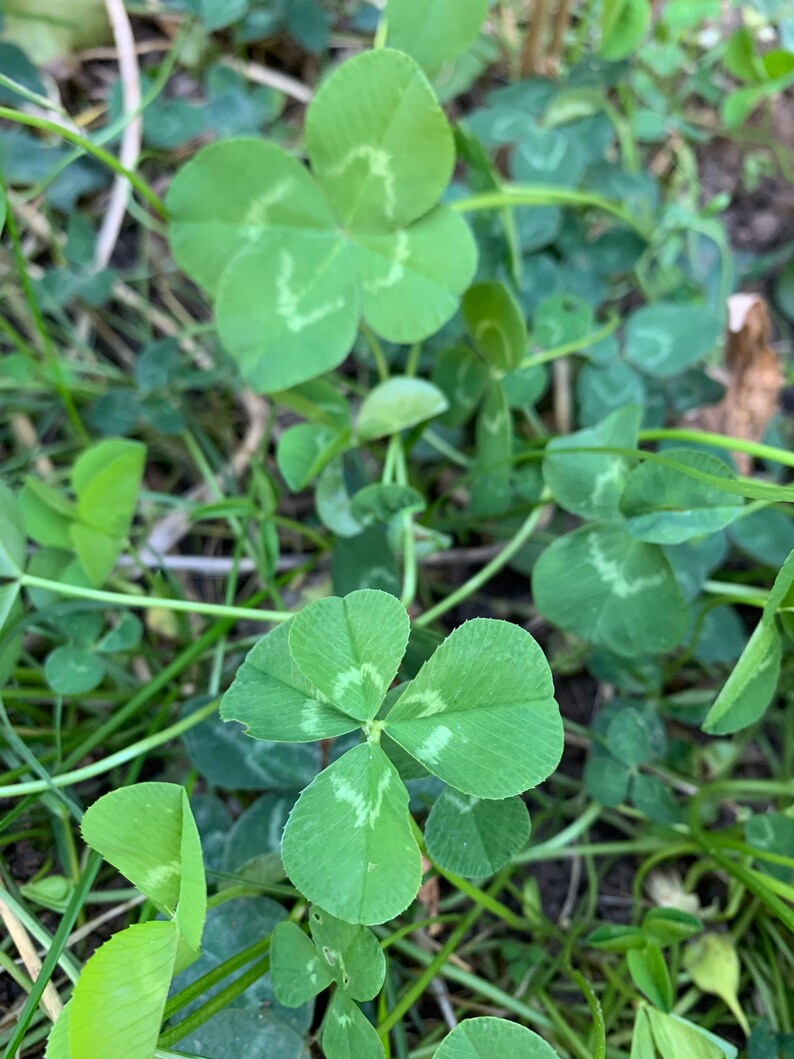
452;185;648;237
384;935;554;1031
163;937;271;1021
639;428;794;470
377;901;484;1038
0;699;219;798
18;573;292;625
415;503;549;627
158;956;270;1048
521;313;620;368
0;107;166;216
515;802;601;862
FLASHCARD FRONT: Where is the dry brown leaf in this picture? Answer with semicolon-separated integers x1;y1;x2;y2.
684;293;783;474
417;854;442;936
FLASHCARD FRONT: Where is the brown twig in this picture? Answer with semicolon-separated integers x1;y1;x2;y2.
0;894;63;1023
521;0;551;77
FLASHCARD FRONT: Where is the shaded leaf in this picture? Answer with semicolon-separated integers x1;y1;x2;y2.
425;791;530;877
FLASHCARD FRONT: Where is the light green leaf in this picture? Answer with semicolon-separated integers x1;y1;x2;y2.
620;449;744;544
470;380;512;516
763;548;794;621
627;944;674;1011
532;522;688;656
0;582;20;631
281;743;422;924
645;1009;726;1059
44;645;105;695
270;921;333;1007
386;0;489;73
543;405;641;520
309;905;386;1000
81;783;206;951
684;934;749;1035
630;1008;655;1059
0;481;26;578
220;620;359;743
425;791;530;877
600;0;651;61
462;280;527;373
216;229;359;393
277;422;350;491
624;303;721;378
322;990;385;1059
434;1016;561;1058
72;439;145;538
701;618;781;734
350;483;426;527
357;377;449;441
306;49;454;232
45;1002;70;1059
166;138;336;297
386;619;563;799
69;921;179;1059
19;479;74;550
353;206;477;343
288;590;409;722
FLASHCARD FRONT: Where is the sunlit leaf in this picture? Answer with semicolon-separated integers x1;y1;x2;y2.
69;921;179;1059
288;590;409;722
357;377;449;441
281;743;422;924
81;782;206;951
435;1016;561;1058
220;620;359;742
386;619;563;798
385;0;488;73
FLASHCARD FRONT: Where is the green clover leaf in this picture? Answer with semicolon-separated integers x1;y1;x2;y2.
167;49;477;393
221;590;562;923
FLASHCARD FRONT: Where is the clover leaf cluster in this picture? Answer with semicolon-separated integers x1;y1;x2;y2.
220;589;563;924
167;49;477;393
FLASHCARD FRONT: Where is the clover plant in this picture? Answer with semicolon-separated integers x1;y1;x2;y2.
167;49;476;392
220;588;564;924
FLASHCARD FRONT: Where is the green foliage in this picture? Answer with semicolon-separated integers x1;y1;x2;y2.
20;439;145;585
48;784;206;1057
385;0;488;74
167;50;476;392
222;589;562;922
435;1017;562;1057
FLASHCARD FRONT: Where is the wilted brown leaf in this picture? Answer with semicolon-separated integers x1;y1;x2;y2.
684;293;783;474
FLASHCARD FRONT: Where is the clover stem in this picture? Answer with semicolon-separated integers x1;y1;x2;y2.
639;428;794;471
452;184;649;237
361;323;391;382
17;573;293;625
0;107;166;217
0;699;220;799
415;500;550;628
394;438;418;610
